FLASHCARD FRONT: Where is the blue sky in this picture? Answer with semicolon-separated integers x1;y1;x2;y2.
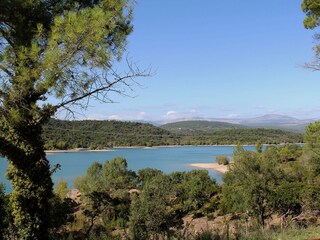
68;0;320;122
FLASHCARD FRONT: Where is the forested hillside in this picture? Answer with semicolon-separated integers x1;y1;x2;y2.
43;119;177;149
43;119;303;149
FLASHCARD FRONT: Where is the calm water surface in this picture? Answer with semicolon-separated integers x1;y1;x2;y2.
0;146;255;192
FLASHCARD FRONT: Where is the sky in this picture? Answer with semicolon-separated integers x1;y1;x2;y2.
63;0;320;122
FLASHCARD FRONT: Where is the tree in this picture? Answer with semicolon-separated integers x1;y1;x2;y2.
0;1;147;238
137;168;163;188
0;184;7;238
302;0;320;69
304;122;320;176
129;174;180;240
75;158;136;236
222;147;284;228
102;157;137;191
55;179;69;200
170;170;220;214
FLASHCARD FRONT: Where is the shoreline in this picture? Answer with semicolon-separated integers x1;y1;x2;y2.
45;149;116;154
44;144;258;153
189;163;229;173
44;143;303;154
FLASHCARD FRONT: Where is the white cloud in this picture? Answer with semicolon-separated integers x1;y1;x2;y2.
166;110;177;116
163;110;179;120
225;114;238;119
109;115;121;120
106;112;147;121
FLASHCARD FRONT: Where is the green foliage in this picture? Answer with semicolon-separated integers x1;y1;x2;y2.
302;0;320;29
74;158;136;236
170;170;220;214
302;122;320;210
55;179;69;200
0;0;138;238
102;157;137;191
42;119;303;149
137;168;164;188
125;169;220;239
304;122;320;150
302;0;320;69
0;184;15;239
48;194;76;231
0;184;8;238
74;159;220;239
216;156;229;165
221;146;305;227
43;119;177;148
304;122;320;175
177;128;302;146
129;174;180;240
271;182;303;216
278;144;302;162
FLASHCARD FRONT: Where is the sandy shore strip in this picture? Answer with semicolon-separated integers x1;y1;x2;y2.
190;163;229;173
45;149;115;154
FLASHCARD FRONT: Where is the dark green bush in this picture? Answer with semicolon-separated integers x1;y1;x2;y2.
216;156;229;165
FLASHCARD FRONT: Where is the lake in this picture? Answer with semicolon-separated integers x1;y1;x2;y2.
0;145;256;192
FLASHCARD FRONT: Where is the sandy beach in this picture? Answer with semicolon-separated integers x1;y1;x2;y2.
190;163;229;173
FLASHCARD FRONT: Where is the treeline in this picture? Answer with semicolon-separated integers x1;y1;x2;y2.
42;119;302;149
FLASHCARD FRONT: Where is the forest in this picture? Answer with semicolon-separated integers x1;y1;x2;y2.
42;119;303;149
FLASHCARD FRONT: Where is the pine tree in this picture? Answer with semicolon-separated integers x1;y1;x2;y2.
0;1;146;238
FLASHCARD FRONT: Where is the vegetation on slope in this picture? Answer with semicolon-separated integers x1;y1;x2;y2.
43;119;303;149
43;119;177;149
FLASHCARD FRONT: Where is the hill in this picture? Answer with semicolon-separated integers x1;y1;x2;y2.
43;119;303;149
160;120;247;133
43;119;177;149
202;128;303;145
157;114;314;133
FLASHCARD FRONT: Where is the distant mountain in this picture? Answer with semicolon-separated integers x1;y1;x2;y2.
238;114;313;133
239;114;306;124
160;120;247;133
156;114;315;133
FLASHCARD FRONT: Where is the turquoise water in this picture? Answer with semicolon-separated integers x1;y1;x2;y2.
0;146;255;192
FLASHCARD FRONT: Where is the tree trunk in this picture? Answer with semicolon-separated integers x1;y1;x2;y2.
4;120;53;239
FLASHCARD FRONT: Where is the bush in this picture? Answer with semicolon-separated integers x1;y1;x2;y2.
216;156;229;165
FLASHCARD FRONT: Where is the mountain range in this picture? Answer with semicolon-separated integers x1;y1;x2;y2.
157;114;316;133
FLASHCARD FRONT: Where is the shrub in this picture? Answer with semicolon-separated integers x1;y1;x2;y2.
216;156;229;165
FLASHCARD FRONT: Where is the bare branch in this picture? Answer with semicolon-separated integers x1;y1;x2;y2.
0;64;13;77
0;26;14;48
303;62;320;71
53;66;151;111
